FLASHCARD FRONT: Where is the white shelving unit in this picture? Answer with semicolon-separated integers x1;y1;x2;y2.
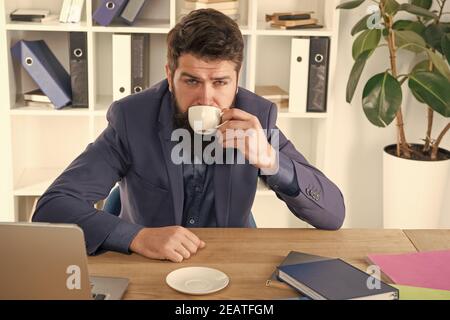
0;0;341;227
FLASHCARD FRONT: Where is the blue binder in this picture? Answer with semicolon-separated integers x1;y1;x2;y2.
93;0;129;26
11;40;72;109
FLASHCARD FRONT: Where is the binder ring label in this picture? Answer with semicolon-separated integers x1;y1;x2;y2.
106;2;116;10
25;57;33;66
74;48;83;58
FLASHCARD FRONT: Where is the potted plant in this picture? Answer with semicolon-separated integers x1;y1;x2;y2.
337;0;450;228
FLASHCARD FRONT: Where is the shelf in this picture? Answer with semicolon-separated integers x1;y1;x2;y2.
14;168;64;196
10;105;91;116
256;21;333;37
92;19;171;34
6;20;88;32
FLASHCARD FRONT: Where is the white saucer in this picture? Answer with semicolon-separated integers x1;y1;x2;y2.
166;267;229;295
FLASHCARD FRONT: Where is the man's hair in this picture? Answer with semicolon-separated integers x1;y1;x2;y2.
167;9;244;75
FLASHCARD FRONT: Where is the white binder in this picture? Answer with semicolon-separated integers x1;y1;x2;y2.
68;0;85;23
288;38;310;113
113;34;132;101
59;0;73;23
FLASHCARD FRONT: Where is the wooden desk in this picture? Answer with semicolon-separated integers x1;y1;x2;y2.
404;230;450;252
88;228;421;300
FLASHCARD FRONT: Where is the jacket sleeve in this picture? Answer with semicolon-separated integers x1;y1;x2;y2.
32;101;144;255
260;103;346;230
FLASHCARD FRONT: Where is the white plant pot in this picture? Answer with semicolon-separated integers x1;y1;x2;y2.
383;144;450;229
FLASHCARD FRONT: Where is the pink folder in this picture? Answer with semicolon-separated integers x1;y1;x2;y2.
368;250;450;291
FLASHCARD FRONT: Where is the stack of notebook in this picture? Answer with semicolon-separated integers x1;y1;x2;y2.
10;9;58;23
255;85;289;110
367;249;450;300
268;251;399;300
180;0;240;21
23;89;55;109
266;11;322;30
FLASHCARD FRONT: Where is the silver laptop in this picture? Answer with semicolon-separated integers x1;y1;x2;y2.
0;223;129;300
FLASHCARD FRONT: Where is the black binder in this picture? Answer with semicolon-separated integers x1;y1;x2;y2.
306;37;330;112
69;32;89;108
131;34;149;94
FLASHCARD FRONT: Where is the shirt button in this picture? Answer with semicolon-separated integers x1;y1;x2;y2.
189;218;195;225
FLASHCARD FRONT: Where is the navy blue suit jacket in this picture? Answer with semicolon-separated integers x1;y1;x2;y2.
33;80;345;254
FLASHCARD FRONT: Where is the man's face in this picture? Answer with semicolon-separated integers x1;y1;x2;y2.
166;54;239;114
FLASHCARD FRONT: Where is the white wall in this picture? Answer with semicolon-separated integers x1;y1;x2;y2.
331;4;450;228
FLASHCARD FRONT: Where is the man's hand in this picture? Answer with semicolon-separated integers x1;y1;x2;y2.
217;108;277;171
129;226;206;263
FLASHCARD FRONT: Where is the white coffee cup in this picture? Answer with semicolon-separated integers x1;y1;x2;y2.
188;105;222;135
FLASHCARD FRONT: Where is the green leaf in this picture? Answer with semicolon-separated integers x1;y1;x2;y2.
409;71;450;117
352;29;381;60
442;34;450;65
427;49;450;81
424;24;445;53
410;0;432;10
336;0;366;9
392;20;425;36
398;3;438;19
362;72;402;127
346;50;372;103
385;0;400;15
351;14;371;36
394;30;427;52
410;60;430;103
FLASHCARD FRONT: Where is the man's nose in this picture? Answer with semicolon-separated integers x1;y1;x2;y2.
197;84;214;106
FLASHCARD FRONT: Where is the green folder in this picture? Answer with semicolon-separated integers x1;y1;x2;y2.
393;285;450;300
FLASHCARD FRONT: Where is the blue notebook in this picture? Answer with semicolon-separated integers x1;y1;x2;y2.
278;259;399;300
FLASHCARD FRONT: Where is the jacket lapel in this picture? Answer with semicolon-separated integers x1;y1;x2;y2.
158;90;184;226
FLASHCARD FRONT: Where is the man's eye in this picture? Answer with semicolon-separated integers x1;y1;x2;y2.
214;81;228;86
186;79;199;85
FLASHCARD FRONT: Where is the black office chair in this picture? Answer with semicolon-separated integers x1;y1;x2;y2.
103;186;257;228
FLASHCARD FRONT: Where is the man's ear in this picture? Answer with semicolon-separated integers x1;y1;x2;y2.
165;64;173;92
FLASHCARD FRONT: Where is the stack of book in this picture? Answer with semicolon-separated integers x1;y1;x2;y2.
267;251;399;300
367;249;450;299
266;11;322;30
255;85;289;110
9;9;58;23
23;89;55;109
180;0;240;21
